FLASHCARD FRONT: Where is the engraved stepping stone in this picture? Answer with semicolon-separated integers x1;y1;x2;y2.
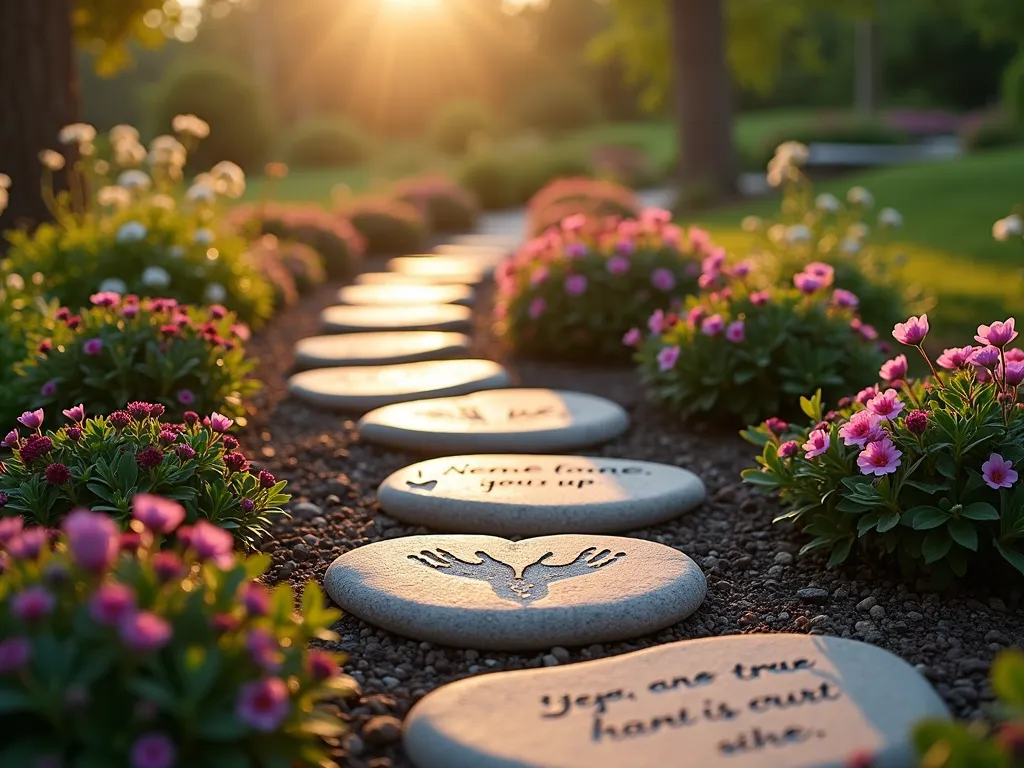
404;634;949;768
356;271;482;287
323;534;706;650
294;331;470;368
378;455;705;536
387;255;490;281
288;359;510;412
358;389;629;454
321;304;471;333
337;283;474;307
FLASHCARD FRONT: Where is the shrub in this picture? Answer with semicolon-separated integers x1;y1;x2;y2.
15;294;257;422
457;152;521;211
515;149;594;203
0;499;354;766
246;237;300;310
429;99;496;155
1003;52;1024;125
394;175;479;233
280;116;370;168
0;272;55;428
742;313;1024;584
527;177;640;237
635;259;884;425
590;144;661;188
275;239;327;293
494;209;701;362
962;112;1024;152
746;119;910;172
515;78;602;135
340;196;427;255
147;56;275;170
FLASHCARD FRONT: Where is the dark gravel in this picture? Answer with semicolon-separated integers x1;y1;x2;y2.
241;266;1024;768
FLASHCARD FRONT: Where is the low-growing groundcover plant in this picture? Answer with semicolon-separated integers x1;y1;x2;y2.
0;405;288;547
0;497;355;767
494;208;702;362
634;259;884;425
743;314;1024;583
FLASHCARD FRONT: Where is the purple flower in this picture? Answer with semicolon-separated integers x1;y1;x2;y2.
89;583;136;626
19;435;53;465
982;453;1018;489
866;389;905;421
606;256;630;275
750;290;770;306
777;440;799;459
730;260;752;278
177;389;195;406
240;498;255;514
905;410;929;435
1004;360;1024;387
805;262;835;283
44;463;71;485
246;628;282;671
651;268;676;292
236;677;290;732
133;494;186;534
892;314;929;346
647;309;666;335
40;379;57;397
838;410;886;447
62;404;85;422
109;410;131;429
0;637;31;674
65;426;82;442
851;319;878;340
937;346;975;370
857;437;903;476
308;650;338;681
174;444;196;461
879;355;908;382
700;314;725;336
223;451;249;474
12;586;55;622
257;470;276;489
855;386;879;406
566;242;589;258
802;429;831;458
657;346;680;371
971;346;1000;369
793;272;824;294
83;338;103;356
7;527;48;559
622;327;642;347
564;274;587;296
686;306;706;327
528;297;546;319
127;402;152;421
119;611;172;652
1008;348;1024;363
832;289;859;309
2;429;18;448
17;409;44;430
63;510;119;573
130;733;176;768
242;583;270;616
210;412;233;433
0;516;22;543
188;521;234;566
976;318;1018;348
725;320;745;343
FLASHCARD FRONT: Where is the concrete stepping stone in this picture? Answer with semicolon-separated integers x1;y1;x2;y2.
403;633;949;768
294;331;470;369
387;255;490;281
321;304;471;333
288;359;510;412
355;271;482;287
378;455;705;536
337;283;474;307
323;533;705;650
358;389;629;454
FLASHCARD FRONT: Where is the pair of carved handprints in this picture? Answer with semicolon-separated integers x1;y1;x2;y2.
414;406;566;425
408;547;627;604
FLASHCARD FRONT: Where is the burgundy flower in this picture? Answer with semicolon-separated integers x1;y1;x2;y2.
173;444;196;461
183;411;199;425
135;446;165;470
149;404;165;419
19;435;54;465
66;315;82;330
223;452;249;474
120;531;141;551
55;307;70;322
307;650;337;681
0;637;32;674
109;410;132;429
222;436;239;451
44;462;71;485
257;470;276;489
37;339;53;355
158;430;177;445
65;426;82;442
905;410;929;435
127;402;153;421
0;493;8;508
151;552;183;583
211;613;239;634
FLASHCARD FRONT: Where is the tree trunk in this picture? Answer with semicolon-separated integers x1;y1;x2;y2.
854;18;882;117
666;0;737;206
0;0;79;232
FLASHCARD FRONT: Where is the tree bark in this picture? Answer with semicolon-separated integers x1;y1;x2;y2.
0;0;80;232
666;0;737;206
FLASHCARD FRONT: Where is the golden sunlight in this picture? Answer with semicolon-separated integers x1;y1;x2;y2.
380;0;443;12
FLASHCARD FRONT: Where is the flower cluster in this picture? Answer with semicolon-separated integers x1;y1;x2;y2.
527;176;640;237
245;236;326;309
634;258;884;424
743;314;1024;583
0;406;287;547
14;292;257;422
0;496;355;766
394;175;479;234
494;208;701;361
338;196;428;256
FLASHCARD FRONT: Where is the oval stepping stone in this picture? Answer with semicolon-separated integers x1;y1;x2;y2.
358;389;629;454
337;283;474;307
323;533;706;651
433;244;510;267
294;332;470;368
321;304;471;333
404;634;949;768
356;271;482;287
288;359;510;412
447;233;520;251
387;255;488;281
378;455;705;536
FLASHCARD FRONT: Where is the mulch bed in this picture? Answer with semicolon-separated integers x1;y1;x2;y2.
241;265;1024;768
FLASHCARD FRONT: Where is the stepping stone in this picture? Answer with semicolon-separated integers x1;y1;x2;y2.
433;244;510;268
337;283;474;307
387;255;489;281
403;634;949;768
358;389;629;454
447;233;520;251
356;271;482;287
321;304;472;333
288;359;510;412
294;331;470;368
323;533;706;651
378;455;705;536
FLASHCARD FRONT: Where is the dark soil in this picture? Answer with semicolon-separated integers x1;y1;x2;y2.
242;266;1024;768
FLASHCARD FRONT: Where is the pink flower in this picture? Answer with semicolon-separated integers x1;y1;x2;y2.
805;262;835;284
83;338;103;356
89;583;136;626
661;224;682;246
851;318;878;340
802;429;830;458
7;527;48;559
879;355;908;382
647;309;666;335
564;274;587;296
701;248;726;273
976;318;1018;348
177;389;195;406
1007;348;1024;363
119;611;172;652
622;328;642;347
209;412;233;433
242;583;270;616
0;637;31;674
730;260;752;278
641;207;672;226
561;213;586;233
778;440;799;459
982;453;1018;489
130;733;176;768
971;346;1000;369
132;494;186;534
701;314;724;336
651;268;676;291
838;410;885;447
725;320;745;343
688;227;711;250
606;256;630;275
62;404;85;422
686;307;705;327
530;266;549;286
566;242;589;258
188;521;234;566
90;291;121;307
857;437;903;476
528;297;546;319
937;346;975;370
63;509;119;573
866;389;905;421
657;346;680;371
17;409;44;429
246;628;282;671
2;429;18;448
0;516;22;544
832;289;859;309
40;379;57;397
236;677;290;732
793;272;824;294
750;290;770;306
1004;360;1024;387
892;314;929;346
12;586;55;622
152;552;183;583
856;386;878;406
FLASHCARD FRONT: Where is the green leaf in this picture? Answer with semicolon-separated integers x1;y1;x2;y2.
826;539;852;567
195;710;248;741
740;468;780;487
922;529;953;564
995;540;1024;577
875;512;901;533
935;455;958;479
116;448;139;494
911;507;950;530
992;650;1024;709
904;480;950;495
961;502;999;521
0;688;32;714
856;513;880;536
947;519;978;551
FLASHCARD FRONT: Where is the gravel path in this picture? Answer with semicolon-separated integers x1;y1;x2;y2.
241;267;1024;768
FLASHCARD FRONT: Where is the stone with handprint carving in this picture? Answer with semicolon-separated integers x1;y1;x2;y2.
323;534;706;650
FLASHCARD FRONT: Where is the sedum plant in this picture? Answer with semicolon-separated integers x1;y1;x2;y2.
634;259;883;425
0;405;288;547
743;314;1024;583
0;497;355;767
494;208;702;362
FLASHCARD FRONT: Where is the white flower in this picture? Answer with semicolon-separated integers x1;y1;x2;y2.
767;224;787;244
993;214;1024;242
185;183;217;203
0;173;10;189
150;194;176;211
38;150;65;171
98;277;128;294
168;245;185;259
841;238;862;255
141;266;171;289
815;193;840;213
58;123;97;146
172;114;210;139
109;124;140;147
210;161;246;198
774;141;809;167
93;160;110;176
194;228;215;245
740;216;762;232
785;224;811;244
96;186;131;209
204;282;227;303
117;170;151;192
148;135;187;169
6;273;24;291
115;141;147;168
878;207;902;228
116;221;148;243
847;186;874;209
847;222;871;241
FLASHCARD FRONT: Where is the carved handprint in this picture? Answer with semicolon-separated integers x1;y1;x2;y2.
523;548;627;587
408;548;515;579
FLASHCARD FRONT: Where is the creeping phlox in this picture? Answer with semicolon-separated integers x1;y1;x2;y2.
744;313;1024;583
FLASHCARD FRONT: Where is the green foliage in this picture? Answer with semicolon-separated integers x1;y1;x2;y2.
515;77;603;136
394;175;479;234
528;177;640;237
341;196;427;256
962;113;1024;153
495;209;700;362
0;498;354;766
0;274;56;428
280;116;371;169
1004;53;1024;126
514;149;595;204
743;119;910;172
457;152;521;211
428;99;497;155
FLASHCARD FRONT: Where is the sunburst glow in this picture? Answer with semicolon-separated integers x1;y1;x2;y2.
380;0;442;11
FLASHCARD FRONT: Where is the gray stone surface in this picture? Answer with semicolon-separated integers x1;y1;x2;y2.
404;634;950;768
378;455;705;535
321;304;472;333
288;359;510;412
355;271;483;287
294;331;470;369
337;283;475;307
323;534;706;651
387;255;490;282
358;389;629;454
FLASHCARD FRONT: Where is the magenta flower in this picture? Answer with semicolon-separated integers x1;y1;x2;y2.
530;266;549;286
242;583;270;616
857;437;903;476
63;510;119;573
651;268;676;291
307;650;338;681
90;291;121;307
130;733;176;768
246;628;282;671
937;346;975;370
83;338;103;356
528;297;546;319
838;410;886;447
564;274;587;296
832;289;859;309
777;440;799;459
851;318;878;340
132;494;186;534
606;256;630;275
1007;348;1024;363
750;290;770;306
1004;360;1024;387
701;314;725;336
89;583;136;626
567;242;590;258
0;516;22;544
561;213;586;233
152;552;183;583
730;260;752;278
805;262;835;284
661;224;682;247
689;226;711;250
763;417;788;435
119;611;172;652
177;389;195;406
0;637;31;674
2;429;18;448
12;586;55;622
236;677;290;732
892;314;929;346
702;249;726;273
17;409;44;430
622;327;642;347
686;306;706;327
188;521;234;567
209;412;234;433
44;463;71;485
40;379;57;398
647;309;666;335
657;345;680;371
976;318;1018;348
802;429;830;458
879;355;908;382
982;454;1018;489
725;320;745;343
7;527;48;560
866;389;905;421
971;346;1000;369
62;404;85;422
905;410;929;435
793;272;824;294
